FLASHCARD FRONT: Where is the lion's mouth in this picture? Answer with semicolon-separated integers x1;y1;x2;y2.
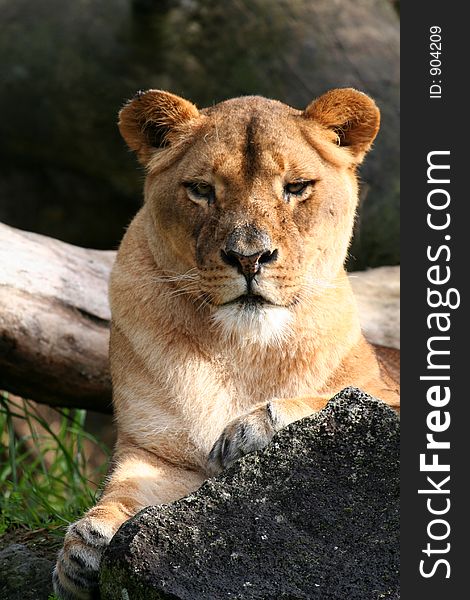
224;294;270;308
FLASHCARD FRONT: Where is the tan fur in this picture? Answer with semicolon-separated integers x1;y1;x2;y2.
54;88;399;599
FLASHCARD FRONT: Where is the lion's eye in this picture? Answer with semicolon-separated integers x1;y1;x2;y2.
184;181;215;204
284;180;313;198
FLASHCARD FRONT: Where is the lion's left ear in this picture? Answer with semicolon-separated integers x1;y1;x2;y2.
304;88;380;163
118;89;200;166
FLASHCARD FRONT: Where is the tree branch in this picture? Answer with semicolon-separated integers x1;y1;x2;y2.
0;223;399;413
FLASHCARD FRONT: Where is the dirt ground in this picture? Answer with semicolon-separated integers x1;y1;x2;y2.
0;526;63;563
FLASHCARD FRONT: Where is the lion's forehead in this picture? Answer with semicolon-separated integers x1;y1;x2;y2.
183;106;324;181
200;95;299;120
202;104;302;150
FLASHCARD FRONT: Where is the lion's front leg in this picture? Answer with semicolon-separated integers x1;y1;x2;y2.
207;396;330;475
53;447;204;600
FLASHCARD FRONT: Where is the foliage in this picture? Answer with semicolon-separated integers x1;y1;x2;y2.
0;392;109;537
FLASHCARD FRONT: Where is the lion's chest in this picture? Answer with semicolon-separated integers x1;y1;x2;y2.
208;346;321;409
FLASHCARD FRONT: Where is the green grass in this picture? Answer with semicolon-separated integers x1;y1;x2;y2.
0;391;110;537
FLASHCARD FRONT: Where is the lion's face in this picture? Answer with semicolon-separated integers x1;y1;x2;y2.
119;89;379;344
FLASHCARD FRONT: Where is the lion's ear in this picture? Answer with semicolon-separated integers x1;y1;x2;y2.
118;89;200;165
304;88;380;163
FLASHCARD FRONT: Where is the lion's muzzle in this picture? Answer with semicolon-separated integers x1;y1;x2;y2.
221;224;278;284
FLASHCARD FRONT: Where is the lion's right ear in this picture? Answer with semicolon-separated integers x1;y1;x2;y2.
303;88;380;164
118;90;200;165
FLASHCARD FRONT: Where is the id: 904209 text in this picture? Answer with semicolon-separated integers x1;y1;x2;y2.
429;26;442;99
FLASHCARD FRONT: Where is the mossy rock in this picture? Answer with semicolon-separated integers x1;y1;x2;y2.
100;388;399;600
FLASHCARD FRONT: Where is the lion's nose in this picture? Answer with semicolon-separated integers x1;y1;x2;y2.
221;248;278;278
222;225;278;279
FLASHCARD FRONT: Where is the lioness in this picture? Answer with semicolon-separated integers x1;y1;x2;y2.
53;88;399;599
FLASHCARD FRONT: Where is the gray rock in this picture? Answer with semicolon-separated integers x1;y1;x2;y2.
0;543;54;600
100;388;399;600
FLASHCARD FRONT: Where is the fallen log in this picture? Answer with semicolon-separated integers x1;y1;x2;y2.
0;223;114;413
0;223;399;413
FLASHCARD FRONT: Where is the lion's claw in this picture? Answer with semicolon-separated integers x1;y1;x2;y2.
207;402;279;475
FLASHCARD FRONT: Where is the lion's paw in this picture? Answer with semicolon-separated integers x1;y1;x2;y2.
207;402;281;475
53;515;117;600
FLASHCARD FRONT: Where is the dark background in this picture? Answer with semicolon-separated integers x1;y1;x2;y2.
0;0;399;270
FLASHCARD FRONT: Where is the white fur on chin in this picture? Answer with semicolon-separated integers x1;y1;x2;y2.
211;303;294;347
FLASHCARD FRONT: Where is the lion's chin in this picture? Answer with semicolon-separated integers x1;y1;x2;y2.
211;302;294;347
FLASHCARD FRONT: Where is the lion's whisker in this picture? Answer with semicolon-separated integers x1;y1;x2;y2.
151;267;200;283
